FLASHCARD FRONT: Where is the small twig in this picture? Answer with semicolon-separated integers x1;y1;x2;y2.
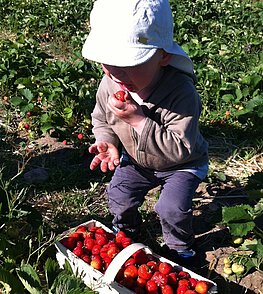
193;194;248;202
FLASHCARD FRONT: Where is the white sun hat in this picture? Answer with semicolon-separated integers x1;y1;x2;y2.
82;0;194;75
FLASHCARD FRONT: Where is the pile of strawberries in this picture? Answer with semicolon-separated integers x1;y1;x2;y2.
60;225;132;272
60;225;213;294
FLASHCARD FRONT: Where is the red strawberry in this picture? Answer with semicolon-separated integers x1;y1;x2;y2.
69;232;82;240
76;226;87;234
133;249;149;265
84;237;95;250
91;244;101;255
136;276;147;287
178;271;190;280
95;233;108;246
185;290;197;294
167;272;177;286
100;246;109;259
138;264;154;280
103;256;112;269
188;278;197;289
152;271;168;287
161;284;174;294
147;260;159;272
81;254;91;264
124;258;136;267
88;226;98;233
121;237;132;248
24;123;30;130
107;245;120;259
60;237;76;250
77;133;83;140
114;90;126;102
177;285;189;294
146;279;158;293
159;262;173;275
124;264;138;279
90;256;103;271
195;281;208;294
116;231;126;243
178;279;190;288
73;246;83;257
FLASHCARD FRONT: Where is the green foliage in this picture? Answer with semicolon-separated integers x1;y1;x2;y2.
0;0;262;138
222;199;263;237
0;33;100;138
221;197;263;274
0;169;96;293
170;0;263;128
0;0;93;38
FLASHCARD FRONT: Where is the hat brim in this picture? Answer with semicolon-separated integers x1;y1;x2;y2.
82;31;194;74
82;31;158;67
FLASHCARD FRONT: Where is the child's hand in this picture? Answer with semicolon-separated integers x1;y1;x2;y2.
108;91;146;134
88;142;120;172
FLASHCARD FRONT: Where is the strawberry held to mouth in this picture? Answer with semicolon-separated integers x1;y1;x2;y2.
114;90;126;102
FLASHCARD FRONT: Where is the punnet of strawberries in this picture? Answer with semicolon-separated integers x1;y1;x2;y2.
59;225;214;294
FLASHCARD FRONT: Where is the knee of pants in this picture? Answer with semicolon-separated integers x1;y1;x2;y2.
154;199;193;223
107;183;142;216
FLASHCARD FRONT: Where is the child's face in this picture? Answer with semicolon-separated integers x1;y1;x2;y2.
101;50;171;96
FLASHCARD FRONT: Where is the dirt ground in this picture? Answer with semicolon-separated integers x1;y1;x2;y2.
20;134;263;294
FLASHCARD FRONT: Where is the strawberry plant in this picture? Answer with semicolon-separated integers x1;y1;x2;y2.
221;196;263;275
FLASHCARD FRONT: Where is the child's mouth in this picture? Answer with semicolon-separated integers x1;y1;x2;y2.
119;83;135;92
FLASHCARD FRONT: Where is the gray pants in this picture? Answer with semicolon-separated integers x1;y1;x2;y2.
107;159;201;251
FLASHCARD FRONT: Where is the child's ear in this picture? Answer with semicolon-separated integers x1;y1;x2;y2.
160;50;172;66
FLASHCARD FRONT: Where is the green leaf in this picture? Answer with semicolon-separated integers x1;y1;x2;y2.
16;264;42;294
0;267;25;294
222;94;234;103
228;221;255;237
44;258;60;289
50;272;91;294
40;113;50;123
10;96;24;106
20;103;34;114
63;107;73;119
40;123;54;134
252;197;263;217
222;205;253;223
235;88;243;101
20;88;34;102
239;238;258;251
215;171;226;182
256;239;263;258
250;74;262;88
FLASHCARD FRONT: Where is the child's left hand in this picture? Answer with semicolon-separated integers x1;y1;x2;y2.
107;91;146;134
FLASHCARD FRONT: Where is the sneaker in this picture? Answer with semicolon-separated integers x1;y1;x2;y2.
159;244;196;263
112;225;140;240
176;248;196;259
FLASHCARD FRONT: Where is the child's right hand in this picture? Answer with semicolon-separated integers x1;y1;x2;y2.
88;142;120;172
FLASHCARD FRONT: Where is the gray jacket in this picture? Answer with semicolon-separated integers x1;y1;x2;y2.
91;66;208;171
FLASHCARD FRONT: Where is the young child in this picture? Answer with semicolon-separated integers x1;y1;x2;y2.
82;0;209;259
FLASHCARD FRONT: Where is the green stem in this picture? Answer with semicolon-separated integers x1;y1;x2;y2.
254;226;263;239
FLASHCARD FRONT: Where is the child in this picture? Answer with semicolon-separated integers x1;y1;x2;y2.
82;0;209;259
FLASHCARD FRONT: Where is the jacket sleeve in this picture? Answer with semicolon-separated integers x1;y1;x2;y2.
91;76;120;147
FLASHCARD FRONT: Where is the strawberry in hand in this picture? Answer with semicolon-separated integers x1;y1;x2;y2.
114;90;127;102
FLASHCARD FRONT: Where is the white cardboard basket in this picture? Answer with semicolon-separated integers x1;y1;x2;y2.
55;220;218;293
